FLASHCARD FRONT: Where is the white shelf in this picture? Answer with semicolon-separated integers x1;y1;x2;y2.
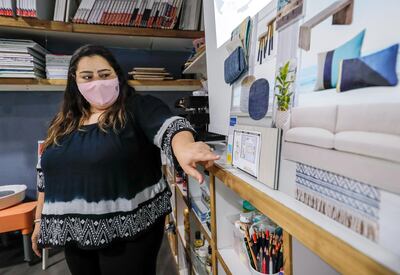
177;224;187;249
218;247;251;275
183;51;207;76
176;183;188;204
191;208;211;242
213;160;400;273
192;266;200;275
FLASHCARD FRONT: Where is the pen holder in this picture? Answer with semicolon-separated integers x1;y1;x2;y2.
242;240;282;275
245;221;283;275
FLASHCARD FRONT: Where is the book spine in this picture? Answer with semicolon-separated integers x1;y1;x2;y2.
129;0;138;26
122;0;130;26
110;0;117;25
117;0;125;26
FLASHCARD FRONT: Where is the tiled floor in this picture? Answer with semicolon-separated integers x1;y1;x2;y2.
0;231;178;275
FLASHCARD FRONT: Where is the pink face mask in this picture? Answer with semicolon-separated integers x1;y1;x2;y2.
77;77;120;108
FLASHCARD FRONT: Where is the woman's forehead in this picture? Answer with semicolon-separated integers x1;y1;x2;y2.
76;55;113;72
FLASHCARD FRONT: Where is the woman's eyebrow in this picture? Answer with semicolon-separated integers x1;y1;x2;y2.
97;69;112;73
78;70;93;74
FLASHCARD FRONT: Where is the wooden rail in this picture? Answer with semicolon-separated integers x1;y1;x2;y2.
0;16;204;39
299;0;354;50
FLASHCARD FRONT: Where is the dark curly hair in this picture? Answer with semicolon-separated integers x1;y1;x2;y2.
43;45;132;150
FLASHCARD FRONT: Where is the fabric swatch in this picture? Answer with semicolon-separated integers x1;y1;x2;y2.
249;78;269;120
295;162;380;241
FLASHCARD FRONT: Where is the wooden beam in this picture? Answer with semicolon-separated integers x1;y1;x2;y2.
283;230;293;275
209;173;218;275
0;79;202;92
333;0;354;24
299;0;354;51
208;164;395;275
0;16;204;39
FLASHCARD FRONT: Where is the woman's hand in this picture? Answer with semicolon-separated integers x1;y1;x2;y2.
172;131;220;183
31;223;42;257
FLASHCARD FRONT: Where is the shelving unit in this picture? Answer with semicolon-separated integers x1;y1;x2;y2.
207;161;399;275
166;157;400;275
191;209;211;243
217;248;250;275
0;16;204;39
175;183;188;205
183;51;207;76
177;224;187;249
0;79;202;92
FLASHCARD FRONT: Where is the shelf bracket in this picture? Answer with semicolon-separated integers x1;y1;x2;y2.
299;0;354;51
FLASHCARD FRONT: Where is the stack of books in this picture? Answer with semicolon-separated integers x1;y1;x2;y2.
0;0;204;30
72;0;185;29
0;39;48;78
128;67;173;80
46;54;72;79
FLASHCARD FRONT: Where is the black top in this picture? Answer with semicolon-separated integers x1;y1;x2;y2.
37;92;195;249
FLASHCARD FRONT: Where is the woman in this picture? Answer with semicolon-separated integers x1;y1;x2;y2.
31;45;218;275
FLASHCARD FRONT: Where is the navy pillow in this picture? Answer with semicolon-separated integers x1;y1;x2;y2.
337;44;399;92
249;78;269;120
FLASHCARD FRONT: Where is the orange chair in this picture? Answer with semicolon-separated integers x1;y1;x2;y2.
0;201;37;261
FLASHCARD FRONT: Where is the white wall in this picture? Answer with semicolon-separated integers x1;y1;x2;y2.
293;237;340;275
297;0;400;100
203;0;232;135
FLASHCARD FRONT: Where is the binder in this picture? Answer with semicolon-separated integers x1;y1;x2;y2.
54;0;67;22
0;0;16;16
16;0;55;19
65;0;78;22
179;0;201;30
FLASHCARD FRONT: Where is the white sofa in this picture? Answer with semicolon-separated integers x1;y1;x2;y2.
282;102;400;195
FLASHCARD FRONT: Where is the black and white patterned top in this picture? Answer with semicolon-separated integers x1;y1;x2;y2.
36;93;195;249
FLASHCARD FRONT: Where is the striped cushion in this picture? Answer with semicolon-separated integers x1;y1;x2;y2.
315;30;365;90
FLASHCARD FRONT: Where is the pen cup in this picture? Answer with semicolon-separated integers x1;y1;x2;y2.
242;240;282;275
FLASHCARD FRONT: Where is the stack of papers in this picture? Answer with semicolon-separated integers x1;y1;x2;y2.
0;39;48;78
46;54;72;79
128;67;173;81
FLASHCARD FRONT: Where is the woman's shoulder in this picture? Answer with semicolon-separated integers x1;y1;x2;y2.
125;93;168;116
126;92;163;108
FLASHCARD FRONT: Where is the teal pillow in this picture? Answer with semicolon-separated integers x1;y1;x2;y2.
315;30;365;90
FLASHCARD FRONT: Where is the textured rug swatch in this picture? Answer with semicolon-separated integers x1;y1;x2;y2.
295;163;380;241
